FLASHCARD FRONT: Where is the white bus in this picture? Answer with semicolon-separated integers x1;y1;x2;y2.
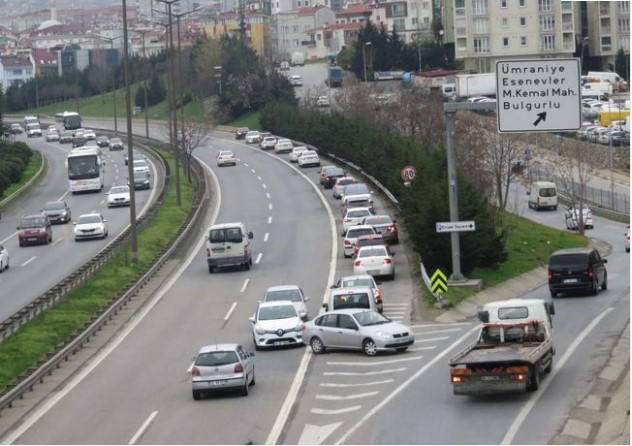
67;147;105;193
55;111;82;131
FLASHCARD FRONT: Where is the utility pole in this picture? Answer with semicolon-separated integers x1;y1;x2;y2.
134;28;152;138
92;34;124;134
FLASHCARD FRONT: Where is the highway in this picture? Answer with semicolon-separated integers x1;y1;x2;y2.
0;134;158;323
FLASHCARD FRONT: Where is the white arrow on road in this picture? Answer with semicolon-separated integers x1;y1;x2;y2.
298;422;343;445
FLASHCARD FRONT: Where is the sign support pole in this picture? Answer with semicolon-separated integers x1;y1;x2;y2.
444;109;464;280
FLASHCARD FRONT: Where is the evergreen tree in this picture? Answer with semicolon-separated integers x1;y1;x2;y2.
147;71;166;106
614;48;629;82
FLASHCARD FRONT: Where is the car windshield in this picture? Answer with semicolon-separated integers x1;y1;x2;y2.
353;310;390;326
347;200;371;208
77;215;102;225
43;202;64;210
68;155;99;180
342;278;374;288
358;247;389;258
347;228;375;238
195;351;238;367
265;289;302;302
134;160;148;168
344;184;369;195
333;293;371;309
219;151;233;157
348;209;370;218
209;227;243;243
20;217;47;228
258;305;297;320
337;178;356;186
110;186;129;194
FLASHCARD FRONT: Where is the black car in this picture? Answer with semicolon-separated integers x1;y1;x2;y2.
235;127;249;140
610;131;630;147
548;247;607;297
322;167;346;189
40;200;72;224
96;135;110;147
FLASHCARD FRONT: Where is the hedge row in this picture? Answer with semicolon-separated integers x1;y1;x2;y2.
0;142;33;198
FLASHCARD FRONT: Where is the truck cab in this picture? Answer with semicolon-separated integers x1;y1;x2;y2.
477;298;555;333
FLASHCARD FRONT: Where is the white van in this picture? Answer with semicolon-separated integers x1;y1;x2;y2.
324;286;379;312
477;298;555;334
587;71;628;91
527;181;558;211
205;222;253;273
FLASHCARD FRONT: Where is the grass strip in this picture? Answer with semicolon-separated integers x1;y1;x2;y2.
425;212;587;307
0;151;43;201
0;150;193;392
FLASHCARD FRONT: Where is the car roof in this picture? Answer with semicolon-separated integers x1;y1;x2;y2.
345;207;372;214
258;300;296;308
340;274;376;282
356;244;390;253
198;343;241;354
551;247;594;255
265;285;300;292
346;225;375;232
321;308;377;316
357;233;385;241
78;213;101;218
208;222;246;230
330;286;373;295
22;213;47;219
483;299;549;311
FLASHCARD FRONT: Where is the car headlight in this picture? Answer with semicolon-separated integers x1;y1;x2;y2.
295;323;304;332
40;228;46;233
255;325;265;335
375;331;393;339
61;211;67;216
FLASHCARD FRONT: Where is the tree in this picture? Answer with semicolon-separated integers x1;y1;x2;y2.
147;71;166;106
614;47;629;82
177;119;214;181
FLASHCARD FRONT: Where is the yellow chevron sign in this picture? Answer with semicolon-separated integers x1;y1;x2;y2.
430;269;448;294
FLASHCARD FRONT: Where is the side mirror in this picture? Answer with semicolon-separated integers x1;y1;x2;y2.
16;226;19;230
248;231;254;239
102;219;107;223
477;310;490;323
603;259;608;263
322;303;328;310
248;316;255;323
304;296;310;302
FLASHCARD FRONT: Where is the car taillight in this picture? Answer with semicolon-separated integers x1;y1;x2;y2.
234;363;244;373
588;266;594;279
344;240;351;245
206;248;211;256
383;258;392;264
354;260;362;267
191;367;200;377
388;225;396;233
548;269;552;281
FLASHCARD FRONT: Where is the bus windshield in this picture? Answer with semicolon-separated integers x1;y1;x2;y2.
63;113;82;130
68;155;100;180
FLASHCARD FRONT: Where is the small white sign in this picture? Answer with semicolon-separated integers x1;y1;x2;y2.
496;58;582;133
436;221;476;233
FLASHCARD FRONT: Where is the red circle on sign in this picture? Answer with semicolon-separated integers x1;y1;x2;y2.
401;165;417;182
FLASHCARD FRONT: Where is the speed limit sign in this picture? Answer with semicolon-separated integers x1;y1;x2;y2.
401;165;417;182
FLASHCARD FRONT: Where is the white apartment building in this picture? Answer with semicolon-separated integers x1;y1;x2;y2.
584;1;630;69
369;0;434;44
451;0;578;73
276;6;335;60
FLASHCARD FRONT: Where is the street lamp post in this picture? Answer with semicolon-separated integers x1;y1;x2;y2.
134;28;152;138
363;41;371;83
93;34;124;134
34;70;39;120
214;66;222;95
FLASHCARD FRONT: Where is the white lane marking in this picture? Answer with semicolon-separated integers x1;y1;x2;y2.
52;238;63;246
262;183;267;189
414;336;449;343
224;302;238;322
409;346;438;352
326;356;422;366
257;176;262;181
324;368;406;376
250;168;255;173
100;200;105;205
244;163;249;167
316;391;378;401
268;203;273;211
1;231;19;245
408;323;472;328
266;193;270;199
0;156;223;446
411;328;463;335
21;256;37;267
268;216;272;224
382;303;409;307
255;253;263;264
334;325;480;445
500;307;614;445
128;410;158;445
319;380;394;388
240;279;250;293
264;232;269;242
311;406;361;415
298;422;342;446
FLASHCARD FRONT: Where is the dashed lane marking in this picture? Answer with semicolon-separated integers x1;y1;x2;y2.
257;176;262;181
255;253;263;264
262;183;267;189
268;216;273;224
264;233;269;242
240;279;250;293
21;256;37;267
224;302;237;322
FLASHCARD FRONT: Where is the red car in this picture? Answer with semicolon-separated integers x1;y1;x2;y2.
353;233;390;258
17;214;52;246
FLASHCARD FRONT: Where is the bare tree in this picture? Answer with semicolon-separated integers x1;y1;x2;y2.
178;119;215;181
454;112;495;199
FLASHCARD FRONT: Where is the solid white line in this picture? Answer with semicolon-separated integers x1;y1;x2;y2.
1;231;18;245
316;391;378;401
326;356;422;366
268;216;272;224
52;238;63;246
414;336;449;343
262;183;267;189
409;346;438;352
255;253;263;264
383;303;409;307
412;328;463;335
264;232;269;242
257;176;262;181
128;410;158;445
0;157;222;446
311;406;362;415
319;380;394;388
408;323;472;328
240;279;250;293
334;325;479;445
324;368;407;376
224;302;238;322
21;256;37;267
500;307;614;445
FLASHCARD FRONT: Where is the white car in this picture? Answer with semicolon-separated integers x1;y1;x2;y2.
332;177;358;199
74;213;108;241
133;159;150;175
83;129;97;140
565;205;594;230
297;150;320;167
342;207;373;234
353;245;395;280
249;301;304;350
316;96;330;107
217;150;237;166
263;285;310;321
289;146;309;162
290;75;303;86
333;274;383;313
245;131;261;144
259;136;277;150
0;243;9;272
274;138;294;154
45;130;60;142
343;225;378;258
106;185;131;207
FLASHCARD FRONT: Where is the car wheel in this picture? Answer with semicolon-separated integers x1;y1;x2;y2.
192;390;201;401
0;261;3;272
591;280;598;296
250;369;256;386
244;261;250;271
601;274;608;291
527;363;541;391
362;339;378;356
553;205;558;211
241;382;249;397
627;247;630;253
208;265;215;274
544;355;553;373
388;272;395;281
310;337;325;354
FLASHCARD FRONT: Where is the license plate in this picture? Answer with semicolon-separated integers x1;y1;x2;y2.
209;380;228;387
367;270;380;275
481;376;500;381
563;278;578;283
27;238;37;241
275;340;290;346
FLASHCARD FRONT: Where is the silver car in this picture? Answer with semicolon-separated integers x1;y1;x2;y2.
303;309;414;356
190;343;255;400
263;285;310;321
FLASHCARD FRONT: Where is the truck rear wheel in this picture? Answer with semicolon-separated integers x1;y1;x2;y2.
527;364;541;391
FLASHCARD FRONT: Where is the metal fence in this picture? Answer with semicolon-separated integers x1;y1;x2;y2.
562;181;630;215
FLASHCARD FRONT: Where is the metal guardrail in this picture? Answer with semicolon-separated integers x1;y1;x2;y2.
0;149;207;415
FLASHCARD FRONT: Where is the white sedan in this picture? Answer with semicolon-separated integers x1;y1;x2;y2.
353;245;395;280
245;131;261;144
0;243;9;272
289;146;309;162
45;130;60;142
316;96;330;107
83;129;97;140
565;205;594;230
297;150;320;167
106;185;131;207
74;213;108;241
217;150;237;166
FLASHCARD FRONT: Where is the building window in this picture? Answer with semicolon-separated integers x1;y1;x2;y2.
520;17;526;26
500;0;507;8
412;17;417;25
473;37;490;53
539;15;555;31
294;39;300;47
503;37;509;47
455;0;465;16
619;18;630;33
455;18;467;35
620;2;630;14
292;25;299;33
601;36;612;52
423;1;429;9
619;37;630;51
473;18;489;34
472;0;488;16
282;26;289;34
317;34;321;40
521;36;527;46
541;34;555;50
423;17;430;24
538;0;552;12
392;3;406;17
393;18;405;32
519;0;525;6
501;17;508;28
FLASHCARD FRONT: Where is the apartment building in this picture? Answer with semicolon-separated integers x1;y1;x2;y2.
584;1;630;70
275;6;335;61
305;21;362;58
0;54;34;89
204;10;274;60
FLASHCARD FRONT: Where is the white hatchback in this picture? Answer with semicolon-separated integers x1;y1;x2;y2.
353;245;395;280
249;301;304;350
342;207;373;234
217;150;237;166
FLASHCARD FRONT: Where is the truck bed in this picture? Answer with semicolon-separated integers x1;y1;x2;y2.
450;342;545;366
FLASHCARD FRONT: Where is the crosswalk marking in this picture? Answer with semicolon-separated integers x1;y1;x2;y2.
310;406;361;415
324;367;406;376
326;356;422;367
